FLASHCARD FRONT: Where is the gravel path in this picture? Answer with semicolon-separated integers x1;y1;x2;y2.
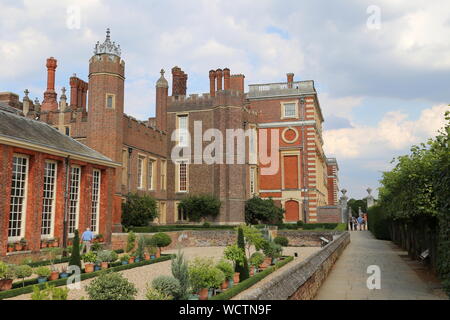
8;246;320;300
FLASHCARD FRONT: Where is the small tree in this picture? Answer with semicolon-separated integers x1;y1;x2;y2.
152;233;172;255
178;194;221;222
171;250;190;300
68;230;81;270
135;236;146;260
121;193;158;228
238;224;266;258
126;231;136;253
15;265;33;287
236;227;250;281
245;196;284;225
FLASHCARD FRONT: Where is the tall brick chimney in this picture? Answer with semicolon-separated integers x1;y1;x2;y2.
209;70;216;97
287;73;294;88
223;68;231;90
41;57;59;112
155;69;168;132
70;74;78;107
230;74;245;94
216;69;223;91
172;66;187;96
81;81;88;110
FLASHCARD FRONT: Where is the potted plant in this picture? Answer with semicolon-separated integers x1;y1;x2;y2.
144;236;156;260
0;262;16;291
263;241;282;265
250;252;265;275
40;240;48;249
151;233;172;257
128;253;135;264
52;238;59;247
15;264;32;287
215;260;234;290
60;266;69;279
20;238;28;250
82;251;97;273
120;254;130;265
7;242;14;253
96;250;118;269
96;234;104;243
223;244;246;285
35;266;51;283
14;241;23;251
134;236;146;262
188;258;225;300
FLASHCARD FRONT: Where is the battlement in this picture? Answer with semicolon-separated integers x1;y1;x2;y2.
123;113;165;135
168;89;245;111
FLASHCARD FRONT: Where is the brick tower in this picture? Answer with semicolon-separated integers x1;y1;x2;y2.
86;29;124;231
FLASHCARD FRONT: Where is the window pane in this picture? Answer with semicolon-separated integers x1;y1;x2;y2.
284;103;296;117
91;170;101;233
9;156;28;238
41;162;57;236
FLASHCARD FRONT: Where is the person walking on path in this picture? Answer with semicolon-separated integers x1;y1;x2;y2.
351;216;357;231
81;227;94;253
357;215;364;231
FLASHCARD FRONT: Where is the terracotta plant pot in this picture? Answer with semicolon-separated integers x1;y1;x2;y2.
41;242;47;248
101;262;108;269
49;271;59;281
264;257;272;266
7;247;14;253
14;243;23;251
233;272;240;284
259;263;267;271
52;241;58;248
250;266;255;276
220;280;229;290
128;257;135;264
144;253;150;261
0;279;13;291
84;264;94;273
156;251;161;258
199;288;209;300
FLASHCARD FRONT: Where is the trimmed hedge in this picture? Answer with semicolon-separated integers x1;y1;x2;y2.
0;255;172;300
367;205;390;240
210;256;294;300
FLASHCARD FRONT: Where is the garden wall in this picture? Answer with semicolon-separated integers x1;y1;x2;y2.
233;232;350;300
111;230;341;251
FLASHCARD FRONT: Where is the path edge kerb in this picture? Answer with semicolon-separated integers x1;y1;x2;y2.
235;231;351;300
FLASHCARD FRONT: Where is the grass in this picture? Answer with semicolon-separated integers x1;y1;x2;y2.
210;256;294;300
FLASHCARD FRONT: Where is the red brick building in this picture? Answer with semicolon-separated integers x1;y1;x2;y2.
0;104;118;257
1;29;340;235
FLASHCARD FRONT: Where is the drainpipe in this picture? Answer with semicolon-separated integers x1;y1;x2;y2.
300;98;309;223
127;147;132;193
62;156;70;257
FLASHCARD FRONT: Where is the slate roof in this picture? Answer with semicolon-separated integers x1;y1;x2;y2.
0;105;115;165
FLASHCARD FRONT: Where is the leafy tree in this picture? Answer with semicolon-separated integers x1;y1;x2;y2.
68;230;81;270
235;227;250;281
245;196;284;225
121;193;158;228
347;198;367;217
15;265;33;287
238;224;265;258
178;194;221;222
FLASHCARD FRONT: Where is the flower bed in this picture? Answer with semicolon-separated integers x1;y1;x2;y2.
0;254;172;300
210;256;293;300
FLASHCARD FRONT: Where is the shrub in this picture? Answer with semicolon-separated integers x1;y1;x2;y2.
274;236;289;247
367;205;390;240
126;231;136;253
31;283;68;300
146;287;173;300
15;265;33;287
216;260;234;280
0;262;16;280
262;241;282;259
68;230;81;269
223;244;245;268
96;250;118;263
236;227;250;281
171;250;189;300
135;236;146;260
121;193;158;228
245;196;284;225
82;251;97;264
151;233;172;254
296;220;304;228
151;275;180;298
86;271;137;300
188;258;225;292
238;224;266;258
249;252;265;267
34;266;51;278
178;194;221;222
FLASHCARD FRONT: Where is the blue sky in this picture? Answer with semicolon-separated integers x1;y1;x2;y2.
1;0;449;200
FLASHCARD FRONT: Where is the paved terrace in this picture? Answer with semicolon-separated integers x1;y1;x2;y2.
315;231;447;300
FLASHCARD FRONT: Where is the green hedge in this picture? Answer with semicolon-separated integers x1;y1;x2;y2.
0;255;172;300
367;205;390;240
130;225;235;233
210;256;294;300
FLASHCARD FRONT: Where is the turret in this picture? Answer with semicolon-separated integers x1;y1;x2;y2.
155;69;168;132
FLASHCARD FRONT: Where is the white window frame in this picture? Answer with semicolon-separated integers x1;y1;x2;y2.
176;160;189;193
68;165;81;237
250;166;257;196
160;160;166;191
148;157;155;191
106;93;116;109
91;169;101;233
281;101;299;119
8;154;29;241
137;155;145;190
41;160;57;239
177;114;189;147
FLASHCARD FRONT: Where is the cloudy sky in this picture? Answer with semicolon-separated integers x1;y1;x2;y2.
1;0;449;199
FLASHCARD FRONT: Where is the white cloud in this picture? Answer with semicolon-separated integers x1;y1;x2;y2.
323;104;449;159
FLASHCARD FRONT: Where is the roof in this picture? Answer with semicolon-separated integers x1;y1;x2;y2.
0;107;118;167
0;102;23;116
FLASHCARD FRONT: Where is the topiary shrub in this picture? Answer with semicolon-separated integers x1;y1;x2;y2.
121;193;158;228
151;275;180;298
86;271;137;300
236;227;250;281
249;252;265;268
15;265;33;287
151;233;172;254
68;230;81;270
126;231;136;253
273;236;289;247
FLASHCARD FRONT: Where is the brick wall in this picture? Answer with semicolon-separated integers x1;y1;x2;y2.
317;206;342;223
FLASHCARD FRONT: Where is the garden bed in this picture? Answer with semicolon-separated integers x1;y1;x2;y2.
0;254;172;300
210;256;294;300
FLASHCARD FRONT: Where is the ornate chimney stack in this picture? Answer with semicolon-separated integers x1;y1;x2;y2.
287;73;294;89
216;68;223;91
223;68;231;90
209;70;216;97
41;57;59;112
